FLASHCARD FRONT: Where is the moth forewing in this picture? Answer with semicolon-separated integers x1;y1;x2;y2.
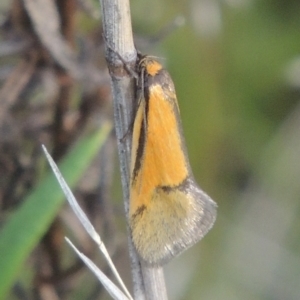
129;56;217;266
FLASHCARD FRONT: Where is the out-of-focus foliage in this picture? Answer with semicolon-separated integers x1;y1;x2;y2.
0;0;116;299
132;0;300;299
0;125;111;298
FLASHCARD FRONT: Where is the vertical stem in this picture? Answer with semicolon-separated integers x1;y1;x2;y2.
99;0;168;299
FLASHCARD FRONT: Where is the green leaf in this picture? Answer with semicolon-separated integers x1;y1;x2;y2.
0;122;112;298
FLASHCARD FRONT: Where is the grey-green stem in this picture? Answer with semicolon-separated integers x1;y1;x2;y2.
99;0;168;299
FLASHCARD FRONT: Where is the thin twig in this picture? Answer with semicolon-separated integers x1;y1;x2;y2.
66;238;129;300
99;0;168;299
42;144;132;300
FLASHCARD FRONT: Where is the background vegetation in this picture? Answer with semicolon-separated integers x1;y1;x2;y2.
0;0;300;299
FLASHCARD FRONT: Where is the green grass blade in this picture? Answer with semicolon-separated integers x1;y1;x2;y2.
0;122;112;298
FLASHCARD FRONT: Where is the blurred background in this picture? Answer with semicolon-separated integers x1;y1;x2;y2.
0;0;300;299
